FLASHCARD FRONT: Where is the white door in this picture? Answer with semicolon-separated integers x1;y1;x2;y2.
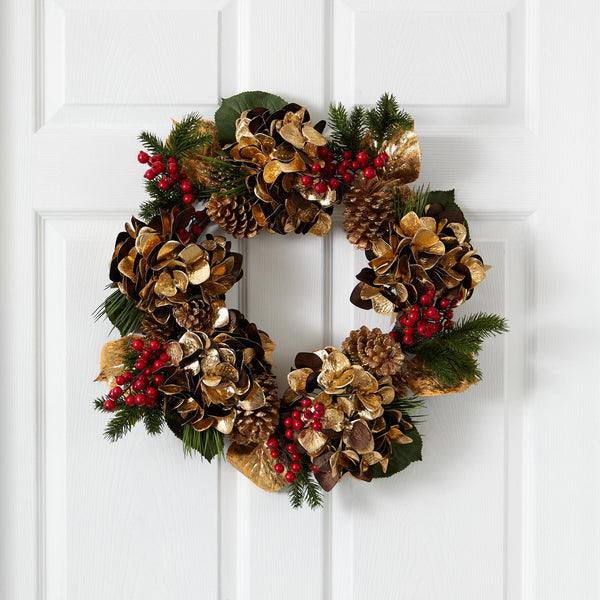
2;0;598;598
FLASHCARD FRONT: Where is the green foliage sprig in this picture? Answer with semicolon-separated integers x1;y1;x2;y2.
366;92;413;148
182;424;224;462
394;185;431;221
94;399;165;442
288;455;324;509
94;289;144;337
327;103;368;156
412;313;508;387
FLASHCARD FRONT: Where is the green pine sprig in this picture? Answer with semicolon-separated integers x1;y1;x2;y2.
288;456;323;509
327;102;368;156
394;185;430;221
411;312;508;387
94;289;144;337
164;112;212;158
99;403;143;442
389;394;426;423
182;424;224;462
366;92;413;148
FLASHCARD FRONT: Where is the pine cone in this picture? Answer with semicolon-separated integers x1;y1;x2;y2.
343;181;409;250
206;194;261;239
139;316;173;343
172;299;214;332
229;372;280;446
342;326;404;376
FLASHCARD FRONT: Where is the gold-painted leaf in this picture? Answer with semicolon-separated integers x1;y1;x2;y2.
95;335;141;384
238;381;266;411
297;428;328;456
226;443;287;492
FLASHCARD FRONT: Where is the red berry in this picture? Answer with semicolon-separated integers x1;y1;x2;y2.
134;393;146;406
439;299;450;309
337;164;347;175
146;387;159;400
291;410;301;420
157;178;170;191
153;374;164;385
270;450;280;459
314;182;327;194
407;312;419;325
125;395;136;406
132;339;144;351
300;397;311;408
284;417;293;428
341;160;351;169
292;419;303;431
404;325;415;335
311;163;321;173
122;372;133;383
343;151;352;160
274;463;285;474
318;146;329;158
301;175;313;187
324;152;334;163
303;409;313;420
285;428;295;440
138;151;149;164
403;335;414;345
351;161;360;170
284;472;296;483
363;167;376;179
356;152;368;163
159;352;169;362
286;443;296;453
325;163;336;174
167;162;178;175
420;294;434;306
328;178;340;190
150;154;163;164
445;310;454;319
103;399;116;411
115;375;125;386
167;156;177;163
444;321;455;329
134;358;147;370
146;398;157;408
311;421;323;432
142;349;152;358
313;402;324;412
267;437;278;449
180;180;192;193
291;462;302;473
182;193;194;205
314;408;325;418
342;172;353;183
109;386;123;399
151;162;164;174
389;330;398;341
312;464;320;473
144;169;156;180
177;228;190;242
379;152;389;161
291;452;301;461
425;307;438;318
144;367;153;375
191;225;202;236
149;339;161;352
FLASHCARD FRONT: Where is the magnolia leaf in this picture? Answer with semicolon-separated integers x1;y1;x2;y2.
215;91;288;144
371;425;423;479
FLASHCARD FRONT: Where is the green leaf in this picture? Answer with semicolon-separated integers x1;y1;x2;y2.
372;425;423;479
215;91;288;144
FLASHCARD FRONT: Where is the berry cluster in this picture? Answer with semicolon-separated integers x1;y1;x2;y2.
176;209;207;244
102;338;171;412
393;290;456;347
266;399;325;482
137;151;196;205
301;149;389;194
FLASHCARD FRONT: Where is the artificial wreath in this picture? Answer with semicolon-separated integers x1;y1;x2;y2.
94;91;507;508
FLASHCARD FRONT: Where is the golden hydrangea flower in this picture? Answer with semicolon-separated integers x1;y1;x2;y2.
351;210;489;315
109;207;242;325
285;347;413;491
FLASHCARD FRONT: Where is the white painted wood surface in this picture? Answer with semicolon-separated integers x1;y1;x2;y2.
1;1;599;599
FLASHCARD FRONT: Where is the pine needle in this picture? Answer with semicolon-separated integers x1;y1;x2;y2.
182;425;224;462
366;92;413;147
94;289;144;337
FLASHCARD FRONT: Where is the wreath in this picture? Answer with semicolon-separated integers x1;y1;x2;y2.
94;91;507;508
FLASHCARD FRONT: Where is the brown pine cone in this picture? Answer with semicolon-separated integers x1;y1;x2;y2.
139;316;173;343
206;194;261;239
342;326;404;376
229;372;280;446
172;299;214;332
343;180;410;250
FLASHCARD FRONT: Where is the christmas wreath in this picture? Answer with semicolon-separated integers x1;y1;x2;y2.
94;91;507;508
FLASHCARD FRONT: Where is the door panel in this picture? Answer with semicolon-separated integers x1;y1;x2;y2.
2;0;598;599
